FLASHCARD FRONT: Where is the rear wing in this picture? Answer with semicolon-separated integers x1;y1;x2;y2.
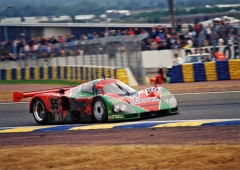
13;86;73;102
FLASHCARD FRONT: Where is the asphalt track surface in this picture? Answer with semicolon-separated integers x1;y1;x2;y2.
0;91;239;127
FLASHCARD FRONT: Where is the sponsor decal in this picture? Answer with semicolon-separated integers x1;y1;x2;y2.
108;116;114;119
54;112;63;121
161;91;172;97
114;115;124;119
130;97;159;104
145;87;161;95
138;103;158;108
107;99;123;103
185;45;239;59
123;93;139;99
50;98;59;110
146;87;160;95
70;100;87;110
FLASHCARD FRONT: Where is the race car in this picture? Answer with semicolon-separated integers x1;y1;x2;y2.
13;78;179;124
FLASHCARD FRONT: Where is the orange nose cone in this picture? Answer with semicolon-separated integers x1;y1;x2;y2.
148;90;156;97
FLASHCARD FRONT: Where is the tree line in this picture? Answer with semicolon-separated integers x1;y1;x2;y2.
0;0;239;21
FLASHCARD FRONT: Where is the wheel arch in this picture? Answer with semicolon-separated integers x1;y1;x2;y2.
92;95;112;113
91;96;109;123
29;96;49;113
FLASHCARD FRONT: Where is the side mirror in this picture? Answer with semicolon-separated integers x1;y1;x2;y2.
96;84;104;95
59;89;65;94
150;78;157;88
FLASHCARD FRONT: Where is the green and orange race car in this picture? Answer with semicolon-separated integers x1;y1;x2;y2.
13;78;179;124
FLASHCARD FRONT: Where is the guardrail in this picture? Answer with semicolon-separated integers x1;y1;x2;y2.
0;35;144;84
0;66;130;85
169;59;240;83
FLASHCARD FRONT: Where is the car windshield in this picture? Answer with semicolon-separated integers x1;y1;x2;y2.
185;56;202;63
103;82;136;95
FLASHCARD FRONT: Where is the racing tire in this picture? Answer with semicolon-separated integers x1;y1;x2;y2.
32;98;49;125
92;97;108;123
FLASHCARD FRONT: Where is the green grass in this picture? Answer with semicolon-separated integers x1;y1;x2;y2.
0;80;85;85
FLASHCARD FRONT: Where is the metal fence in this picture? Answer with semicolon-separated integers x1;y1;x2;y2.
1;34;147;84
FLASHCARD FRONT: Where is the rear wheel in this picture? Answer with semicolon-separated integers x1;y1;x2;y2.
32;98;48;125
92;97;108;123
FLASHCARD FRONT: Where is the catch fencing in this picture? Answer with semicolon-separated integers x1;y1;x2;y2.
2;35;146;84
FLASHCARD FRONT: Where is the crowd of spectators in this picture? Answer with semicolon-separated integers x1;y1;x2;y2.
0;18;239;61
142;18;239;51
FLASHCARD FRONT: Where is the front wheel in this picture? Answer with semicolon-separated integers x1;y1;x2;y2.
92;97;108;123
32;98;48;125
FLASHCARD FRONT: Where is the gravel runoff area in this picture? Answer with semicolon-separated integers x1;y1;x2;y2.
0;80;240;170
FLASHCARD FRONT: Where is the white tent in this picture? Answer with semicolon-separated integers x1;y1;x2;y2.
200;16;240;27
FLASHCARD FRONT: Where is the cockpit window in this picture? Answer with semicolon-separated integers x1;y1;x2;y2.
103;82;136;95
71;86;81;94
81;82;95;93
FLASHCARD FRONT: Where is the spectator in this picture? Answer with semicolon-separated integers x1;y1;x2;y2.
166;34;173;49
117;30;122;36
176;20;182;33
187;37;193;48
150;38;158;50
104;31;108;37
17;39;24;55
80;34;87;40
156;66;166;83
49;36;58;44
205;24;212;43
218;36;225;46
157;25;165;43
163;26;169;37
155;36;161;43
197;24;206;47
12;39;18;55
0;45;5;61
7;53;17;61
0;21;239;62
187;22;193;32
87;33;93;40
141;28;149;38
151;27;158;39
157;41;167;50
219;20;227;35
128;28;134;35
92;32;98;39
225;19;233;33
194;23;201;37
144;38;151;51
58;36;64;43
134;28;140;35
173;53;184;66
157;25;164;35
233;34;239;45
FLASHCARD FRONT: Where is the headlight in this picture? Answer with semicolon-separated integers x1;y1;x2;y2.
120;105;127;112
113;105;120;112
112;103;135;113
163;95;177;108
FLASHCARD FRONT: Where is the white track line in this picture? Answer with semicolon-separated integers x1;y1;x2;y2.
140;119;240;122
174;91;240;95
0;102;28;105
